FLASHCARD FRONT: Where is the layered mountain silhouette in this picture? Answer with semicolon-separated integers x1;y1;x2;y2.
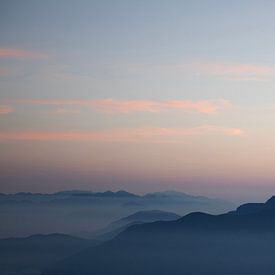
46;196;275;275
0;190;139;202
82;210;181;240
0;189;222;202
0;190;232;239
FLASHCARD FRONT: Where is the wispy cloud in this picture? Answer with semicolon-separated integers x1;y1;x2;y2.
12;98;230;114
0;105;15;115
0;126;245;143
0;48;48;59
190;62;275;81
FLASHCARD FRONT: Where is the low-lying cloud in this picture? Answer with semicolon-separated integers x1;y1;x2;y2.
0;126;245;143
0;105;14;115
0;48;48;59
12;98;231;114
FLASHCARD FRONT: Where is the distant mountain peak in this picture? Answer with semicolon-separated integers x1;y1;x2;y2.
54;190;139;198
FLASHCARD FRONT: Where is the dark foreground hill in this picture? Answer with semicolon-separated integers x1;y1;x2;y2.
47;196;275;275
0;233;99;275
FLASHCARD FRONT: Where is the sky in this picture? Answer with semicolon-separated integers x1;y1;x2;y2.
1;0;275;202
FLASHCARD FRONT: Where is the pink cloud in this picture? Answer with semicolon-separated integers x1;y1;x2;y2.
0;126;245;143
13;98;230;114
191;62;275;81
0;105;15;115
0;48;47;59
161;99;230;114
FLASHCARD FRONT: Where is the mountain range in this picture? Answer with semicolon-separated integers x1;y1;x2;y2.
0;189;222;201
46;195;275;275
0;190;233;239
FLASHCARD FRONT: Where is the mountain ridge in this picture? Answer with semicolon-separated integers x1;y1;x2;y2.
46;195;275;275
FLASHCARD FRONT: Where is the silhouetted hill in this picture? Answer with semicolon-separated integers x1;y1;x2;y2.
229;195;275;216
83;210;180;240
229;202;264;215
47;195;275;275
